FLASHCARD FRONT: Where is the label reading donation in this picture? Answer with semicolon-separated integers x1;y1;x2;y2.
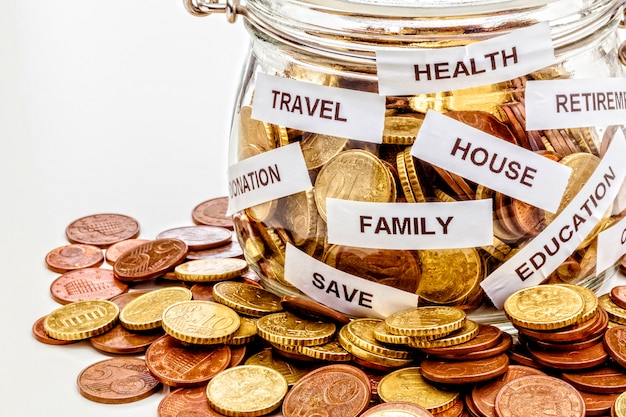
525;78;626;130
481;129;626;309
326;198;492;250
252;72;386;143
284;244;419;319
376;22;555;95
227;142;312;215
412;110;571;213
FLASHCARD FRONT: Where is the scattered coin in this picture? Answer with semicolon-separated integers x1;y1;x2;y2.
45;243;104;273
156;225;232;251
192;196;234;230
65;213;140;247
49;267;128;304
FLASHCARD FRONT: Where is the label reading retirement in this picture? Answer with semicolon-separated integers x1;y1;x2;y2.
284;244;419;319
227;142;312;215
525;78;626;130
412;110;571;213
251;73;386;143
326;198;492;250
481;129;626;309
375;22;555;95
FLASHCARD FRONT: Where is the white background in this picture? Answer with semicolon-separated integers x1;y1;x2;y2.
2;2;626;417
1;1;249;416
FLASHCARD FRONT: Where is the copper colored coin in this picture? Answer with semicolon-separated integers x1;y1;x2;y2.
280;294;351;325
434;331;512;361
158;386;227;417
420;353;509;385
45;243;104;273
190;283;215;301
89;323;163;354
524;331;604;352
603;325;626;369
517;307;608;344
432;400;465;417
32;315;78;345
494;375;585;417
113;238;188;282
77;357;161;404
49;268;128;304
65;213;140;247
561;365;626;394
145;334;231;387
229;345;247;368
105;238;150;265
578;391;619;417
526;341;607;371
611;286;626;310
192;197;234;230
360;401;434;417
156;225;232;251
471;365;547;417
420;324;502;357
282;364;371;417
445;110;517;144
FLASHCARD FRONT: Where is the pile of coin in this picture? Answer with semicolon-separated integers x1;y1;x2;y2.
233;91;622;314
33;199;626;417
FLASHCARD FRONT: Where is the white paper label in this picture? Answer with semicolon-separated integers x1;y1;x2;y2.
251;72;386;143
597;214;626;274
226;142;312;215
326;198;493;250
412;110;571;213
376;23;555;95
481;129;626;309
525;78;626;130
284;244;419;319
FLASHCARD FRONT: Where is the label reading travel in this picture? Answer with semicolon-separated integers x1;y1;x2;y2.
481;129;626;309
412;110;571;213
284;244;419;319
376;22;555;95
525;78;626;130
227;142;312;215
252;72;386;143
326;198;492;249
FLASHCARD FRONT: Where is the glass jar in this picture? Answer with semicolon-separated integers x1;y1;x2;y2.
185;0;626;324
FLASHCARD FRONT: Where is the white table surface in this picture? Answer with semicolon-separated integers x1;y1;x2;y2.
3;2;626;416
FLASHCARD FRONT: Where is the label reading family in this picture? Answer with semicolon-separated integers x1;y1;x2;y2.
284;244;419;319
226;143;312;215
252;73;386;143
481;129;626;309
525;78;626;130
326;198;492;249
376;22;555;95
412;110;571;213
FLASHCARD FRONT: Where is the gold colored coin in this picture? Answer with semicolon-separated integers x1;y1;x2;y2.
243;237;265;263
275;190;318;246
385;306;466;338
396;149;417;203
292;338;353;362
407;319;479;349
174;258;249;282
344;318;412;359
299;132;348;170
598;293;626;325
256;311;336;346
404;148;428;203
416;248;483;305
314;149;396;222
44;300;119;341
237;105;276;157
613;390;626;417
377;367;459;414
162;300;241;345
503;284;584;330
382;114;423;145
212;281;283;317
119;287;192;331
555;283;598;323
373;320;413;345
338;326;414;369
228;315;258;345
244;349;314;385
206;365;288;417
